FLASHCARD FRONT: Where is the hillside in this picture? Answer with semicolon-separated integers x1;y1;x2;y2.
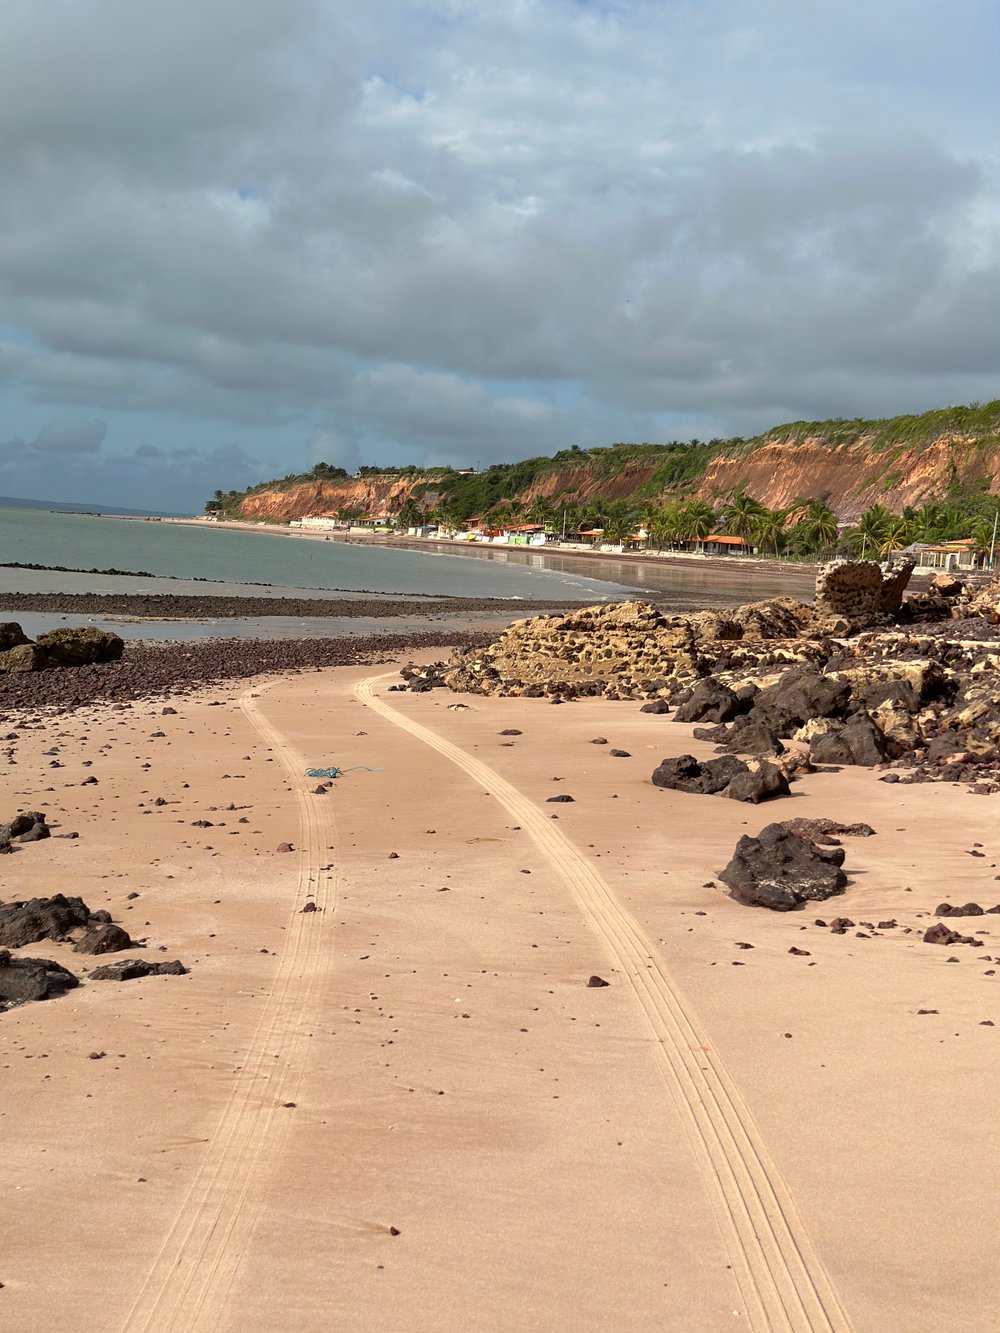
215;400;1000;527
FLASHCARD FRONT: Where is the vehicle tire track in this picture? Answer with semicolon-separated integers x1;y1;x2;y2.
355;674;853;1333
121;682;338;1332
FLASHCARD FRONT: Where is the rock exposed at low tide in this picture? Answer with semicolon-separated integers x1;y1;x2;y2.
0;625;123;674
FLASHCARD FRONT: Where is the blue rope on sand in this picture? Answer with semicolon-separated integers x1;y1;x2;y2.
305;765;381;779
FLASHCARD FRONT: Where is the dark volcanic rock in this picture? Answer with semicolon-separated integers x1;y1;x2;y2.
0;811;47;842
0;949;79;1007
18;820;50;843
0;623;30;652
719;823;848;910
89;958;188;980
809;716;888;766
860;679;922;713
674;679;742;724
724;761;790;804
923;922;983;947
719;715;785;756
753;669;851;734
934;902;984;918
691;722;732;743
639;700;671;714
0;894;92;948
73;923;135;955
651;753;746;796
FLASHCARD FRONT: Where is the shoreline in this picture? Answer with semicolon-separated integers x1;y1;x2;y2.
0;628;490;717
160;512;823;578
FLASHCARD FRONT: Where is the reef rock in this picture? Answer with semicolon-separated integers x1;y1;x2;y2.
812;557;914;633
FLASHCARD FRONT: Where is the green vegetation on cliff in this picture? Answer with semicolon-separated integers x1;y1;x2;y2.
207;398;1000;550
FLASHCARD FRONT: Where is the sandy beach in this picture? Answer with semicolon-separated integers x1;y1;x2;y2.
3;653;998;1332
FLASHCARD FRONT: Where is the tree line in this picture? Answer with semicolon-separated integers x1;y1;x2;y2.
397;490;1000;560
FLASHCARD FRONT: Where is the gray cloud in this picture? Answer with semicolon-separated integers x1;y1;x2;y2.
29;418;107;453
0;1;998;506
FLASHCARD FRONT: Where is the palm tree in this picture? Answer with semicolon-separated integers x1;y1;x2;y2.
396;497;422;530
527;496;557;529
751;508;788;557
796;499;840;552
720;489;766;542
645;505;679;551
853;504;892;558
878;517;910;556
678;500;716;543
602;508;635;546
912;502;960;542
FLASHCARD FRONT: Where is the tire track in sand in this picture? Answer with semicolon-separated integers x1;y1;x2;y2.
355;674;854;1333
121;682;338;1333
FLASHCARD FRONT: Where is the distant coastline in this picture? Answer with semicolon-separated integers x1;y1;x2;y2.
157;512;825;581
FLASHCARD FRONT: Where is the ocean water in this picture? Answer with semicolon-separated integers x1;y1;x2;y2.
0;506;631;601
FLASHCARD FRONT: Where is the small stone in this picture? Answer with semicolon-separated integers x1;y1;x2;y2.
587;975;610;988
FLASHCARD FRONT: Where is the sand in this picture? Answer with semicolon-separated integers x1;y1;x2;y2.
2;659;998;1331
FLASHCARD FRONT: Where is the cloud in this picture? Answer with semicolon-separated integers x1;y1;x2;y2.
1;1;999;506
29;418;107;453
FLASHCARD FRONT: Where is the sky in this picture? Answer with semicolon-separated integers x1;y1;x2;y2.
2;0;999;511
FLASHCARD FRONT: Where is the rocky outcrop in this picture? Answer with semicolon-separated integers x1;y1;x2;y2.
0;950;79;1008
0;811;50;850
0;624;124;674
651;754;790;803
719;823;850;910
88;958;188;981
812;557;914;633
443;597;820;701
0;894;94;948
73;924;135;955
425;558;1000;793
33;627;125;668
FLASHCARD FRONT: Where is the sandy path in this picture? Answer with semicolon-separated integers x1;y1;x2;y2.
354;675;852;1333
5;661;999;1331
120;682;339;1331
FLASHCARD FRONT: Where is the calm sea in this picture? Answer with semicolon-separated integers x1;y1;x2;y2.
0;506;631;601
0;505;817;641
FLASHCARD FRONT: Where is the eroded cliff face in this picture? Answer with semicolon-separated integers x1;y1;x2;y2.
237;476;441;521
520;460;664;505
696;435;1000;520
234;430;1000;523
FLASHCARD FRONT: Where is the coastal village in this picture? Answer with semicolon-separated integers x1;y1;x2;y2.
252;502;989;573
